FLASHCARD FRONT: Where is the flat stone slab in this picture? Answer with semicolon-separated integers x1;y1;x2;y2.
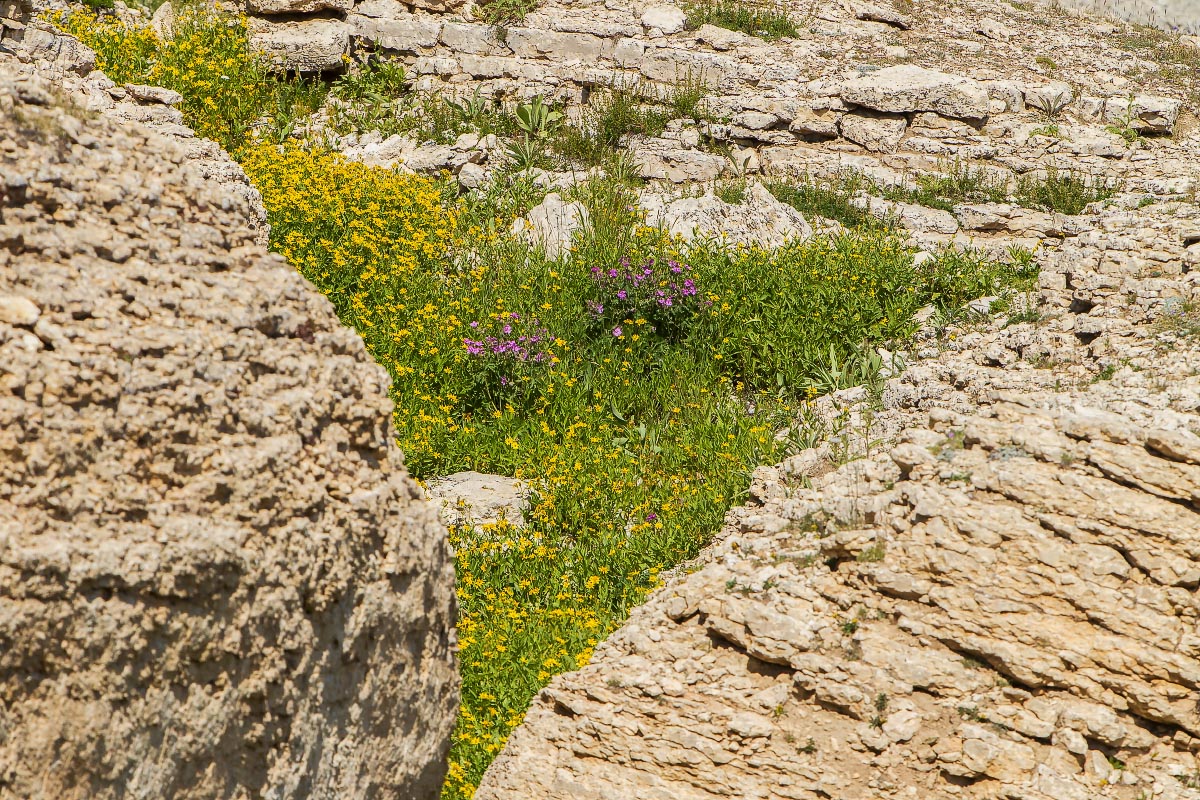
840;65;991;121
426;471;530;529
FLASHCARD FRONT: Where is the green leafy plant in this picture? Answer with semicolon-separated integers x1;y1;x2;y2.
477;0;538;24
684;0;798;40
716;177;748;204
503;135;544;172
1029;89;1071;122
448;88;491;126
1014;168;1115;215
515;96;563;139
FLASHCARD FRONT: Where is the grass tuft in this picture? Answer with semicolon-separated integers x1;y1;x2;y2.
684;0;798;40
767;173;882;230
1014;168;1115;215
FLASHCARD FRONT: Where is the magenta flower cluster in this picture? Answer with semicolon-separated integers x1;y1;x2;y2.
587;256;704;341
463;313;553;388
464;313;551;363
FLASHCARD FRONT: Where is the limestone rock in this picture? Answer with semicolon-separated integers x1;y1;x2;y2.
640;4;686;34
348;5;443;53
1103;94;1182;135
514;193;589;259
19;25;96;75
426;471;530;528
694;23;748;50
124;82;182;105
841;65;991;121
247;0;352;14
458;160;487;189
838;110;907;153
0;68;456;800
0;295;40;326
150;1;174;38
630;134;727;182
855;2;911;29
341;132;420;168
639;181;812;249
248;17;350;73
479;389;1200;799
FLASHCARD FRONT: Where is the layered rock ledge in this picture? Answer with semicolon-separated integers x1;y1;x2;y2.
0;62;457;799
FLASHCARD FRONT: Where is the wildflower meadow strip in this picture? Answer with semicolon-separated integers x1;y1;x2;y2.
54;10;1040;798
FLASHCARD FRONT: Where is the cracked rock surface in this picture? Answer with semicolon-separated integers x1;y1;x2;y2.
481;340;1200;799
0;61;457;799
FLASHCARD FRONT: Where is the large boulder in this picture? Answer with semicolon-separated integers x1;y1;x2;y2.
840;64;992;121
639;181;812;249
478;393;1200;799
0;68;457;799
248;17;350;73
513;193;590;260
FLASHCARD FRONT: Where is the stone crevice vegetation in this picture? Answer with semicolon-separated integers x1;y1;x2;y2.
56;7;1040;798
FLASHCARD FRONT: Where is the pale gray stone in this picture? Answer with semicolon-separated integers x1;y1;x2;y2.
841;65;991;120
639;182;812;248
349;11;442;52
249;18;350;73
0;295;40;326
515;193;589;259
838;111;907;152
426;471;529;528
640;4;686;34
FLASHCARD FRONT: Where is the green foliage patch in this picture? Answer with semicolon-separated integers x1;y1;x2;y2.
684;0;798;40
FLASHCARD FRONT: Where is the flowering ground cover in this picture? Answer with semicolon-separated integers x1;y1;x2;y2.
56;8;1038;797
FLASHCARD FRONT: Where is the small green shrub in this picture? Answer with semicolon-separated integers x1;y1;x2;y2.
477;0;538;23
767;173;881;229
880;160;1009;211
1014;168;1114;215
715;177;747;204
551;87;671;166
685;0;798;40
658;68;711;120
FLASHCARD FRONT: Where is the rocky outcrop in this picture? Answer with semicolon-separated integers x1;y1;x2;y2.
639;182;813;249
265;0;1196;217
0;60;457;799
480;384;1200;800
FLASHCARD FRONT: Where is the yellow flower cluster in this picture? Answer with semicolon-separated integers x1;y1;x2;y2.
47;8;158;86
49;6;325;152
